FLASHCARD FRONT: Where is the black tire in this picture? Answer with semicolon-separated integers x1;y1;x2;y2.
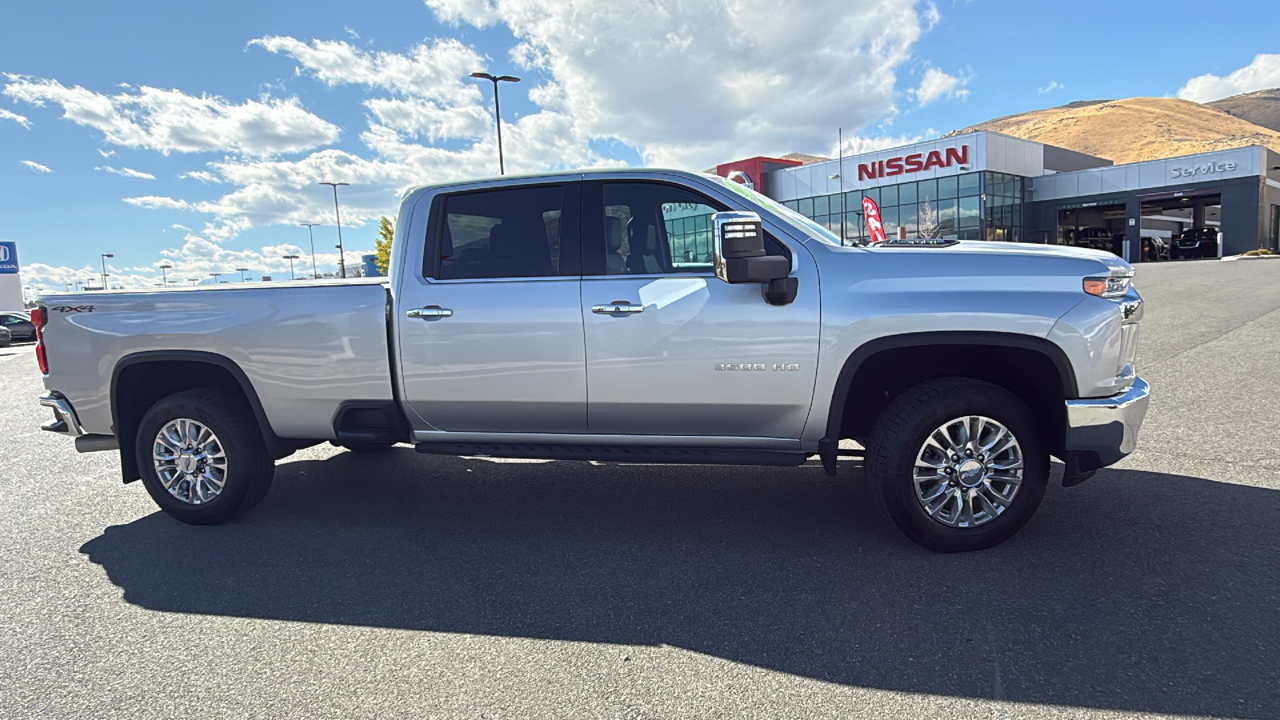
135;389;275;525
865;378;1049;552
339;441;397;454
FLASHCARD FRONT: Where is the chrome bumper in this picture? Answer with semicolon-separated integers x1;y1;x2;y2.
1064;377;1151;468
39;393;85;437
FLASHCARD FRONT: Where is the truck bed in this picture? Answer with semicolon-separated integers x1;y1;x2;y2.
41;279;394;441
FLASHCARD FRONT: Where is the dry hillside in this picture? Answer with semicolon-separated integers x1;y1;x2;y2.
1208;88;1280;133
953;96;1280;164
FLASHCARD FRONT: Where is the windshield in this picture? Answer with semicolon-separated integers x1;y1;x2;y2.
709;174;848;246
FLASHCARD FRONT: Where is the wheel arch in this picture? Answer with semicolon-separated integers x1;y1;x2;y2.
818;331;1077;474
111;351;288;483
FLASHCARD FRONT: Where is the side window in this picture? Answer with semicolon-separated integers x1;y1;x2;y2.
602;183;721;275
437;185;566;280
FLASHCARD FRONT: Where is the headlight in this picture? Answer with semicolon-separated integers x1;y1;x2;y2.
1083;273;1133;298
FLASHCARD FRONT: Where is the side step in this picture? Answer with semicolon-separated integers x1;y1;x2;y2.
414;442;808;467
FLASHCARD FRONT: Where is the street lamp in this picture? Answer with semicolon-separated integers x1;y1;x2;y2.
209;272;222;284
469;72;521;175
236;267;249;282
319;182;349;278
158;263;172;286
100;253;113;291
300;223;321;278
283;254;300;280
188;278;200;286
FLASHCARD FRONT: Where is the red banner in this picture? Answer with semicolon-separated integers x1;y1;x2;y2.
863;197;886;244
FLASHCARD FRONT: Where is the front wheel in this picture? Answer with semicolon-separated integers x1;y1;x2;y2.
865;378;1049;552
135;389;275;525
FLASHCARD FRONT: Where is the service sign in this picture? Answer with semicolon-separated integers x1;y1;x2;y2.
0;242;18;274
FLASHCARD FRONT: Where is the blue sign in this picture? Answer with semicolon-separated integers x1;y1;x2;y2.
0;242;17;274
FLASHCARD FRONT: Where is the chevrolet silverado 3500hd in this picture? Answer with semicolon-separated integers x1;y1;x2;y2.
35;169;1149;552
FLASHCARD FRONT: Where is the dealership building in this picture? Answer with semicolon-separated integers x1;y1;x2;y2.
716;131;1280;260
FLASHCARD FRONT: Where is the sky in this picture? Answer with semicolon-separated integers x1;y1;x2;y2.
1;0;1277;295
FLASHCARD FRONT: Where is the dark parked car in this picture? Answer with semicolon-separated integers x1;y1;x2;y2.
1171;227;1220;260
0;325;10;347
0;311;37;341
1140;236;1169;262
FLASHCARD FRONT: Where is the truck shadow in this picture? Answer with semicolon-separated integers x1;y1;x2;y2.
80;449;1280;717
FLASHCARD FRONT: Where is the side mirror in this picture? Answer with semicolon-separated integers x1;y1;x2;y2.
712;212;789;284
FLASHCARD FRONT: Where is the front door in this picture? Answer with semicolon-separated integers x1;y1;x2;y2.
580;181;820;441
397;182;587;434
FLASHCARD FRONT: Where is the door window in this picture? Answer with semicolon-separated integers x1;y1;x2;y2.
601;183;722;275
434;185;570;280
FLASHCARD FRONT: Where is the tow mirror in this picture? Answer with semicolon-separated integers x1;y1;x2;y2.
712;211;797;305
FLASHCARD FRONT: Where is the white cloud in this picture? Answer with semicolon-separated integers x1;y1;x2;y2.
1038;80;1063;94
0;107;30;128
124;195;191;210
422;0;927;168
97;165;156;179
921;1;940;30
1178;54;1280;103
20;160;51;173
3;75;340;155
913;66;969;106
836;131;929;157
98;149;115;158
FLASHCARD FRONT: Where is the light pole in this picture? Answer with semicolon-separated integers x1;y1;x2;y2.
283;254;299;280
319;182;349;278
236;267;249;282
209;272;222;284
300;223;321;278
100;253;113;291
188;278;199;286
158;263;172;286
469;72;521;175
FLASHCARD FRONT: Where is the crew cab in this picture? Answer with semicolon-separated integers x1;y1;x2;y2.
1171;226;1220;260
34;169;1150;552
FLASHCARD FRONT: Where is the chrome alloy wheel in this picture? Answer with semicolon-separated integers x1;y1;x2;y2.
152;418;228;505
913;415;1023;528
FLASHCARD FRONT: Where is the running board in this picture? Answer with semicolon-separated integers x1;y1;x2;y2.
414;442;808;467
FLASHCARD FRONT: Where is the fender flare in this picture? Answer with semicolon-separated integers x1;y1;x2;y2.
816;331;1078;475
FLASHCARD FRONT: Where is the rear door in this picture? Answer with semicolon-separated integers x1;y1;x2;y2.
396;181;587;434
579;180;820;440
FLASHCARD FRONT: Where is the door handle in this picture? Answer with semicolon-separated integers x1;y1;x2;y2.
592;301;644;315
407;306;453;320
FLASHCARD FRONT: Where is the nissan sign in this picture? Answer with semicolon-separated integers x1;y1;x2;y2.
858;145;969;181
0;242;17;274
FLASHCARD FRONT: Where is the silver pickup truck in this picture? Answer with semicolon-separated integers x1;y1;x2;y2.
34;169;1150;552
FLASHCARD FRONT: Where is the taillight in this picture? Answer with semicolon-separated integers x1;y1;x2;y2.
31;306;47;374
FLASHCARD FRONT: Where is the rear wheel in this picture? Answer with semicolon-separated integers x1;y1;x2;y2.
135;390;274;525
865;378;1048;552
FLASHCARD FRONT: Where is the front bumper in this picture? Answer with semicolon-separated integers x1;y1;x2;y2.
1063;377;1151;476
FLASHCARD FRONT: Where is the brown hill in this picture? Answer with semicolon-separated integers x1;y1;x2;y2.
1207;88;1280;133
952;96;1280;164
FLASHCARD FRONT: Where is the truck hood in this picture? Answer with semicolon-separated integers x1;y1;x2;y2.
864;240;1132;274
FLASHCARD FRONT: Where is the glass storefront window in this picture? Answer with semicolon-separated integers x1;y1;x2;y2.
959;196;979;227
938;198;958;231
899;182;917;206
880;205;898;237
958;172;979;197
937;176;958;200
879;184;897;206
814;194;830;216
899;203;918;237
862;187;879;207
917;178;937;205
844;191;861;213
797;197;814;217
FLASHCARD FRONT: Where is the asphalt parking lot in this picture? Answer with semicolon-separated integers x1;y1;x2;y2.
2;258;1279;719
